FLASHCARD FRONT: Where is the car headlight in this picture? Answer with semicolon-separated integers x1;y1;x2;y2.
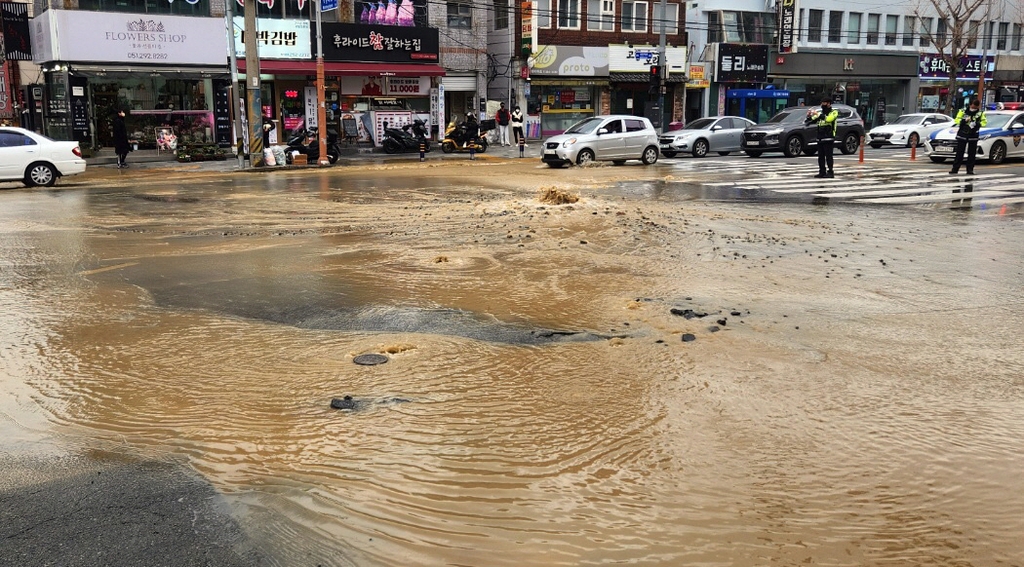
675;135;694;143
979;133;993;140
562;138;577;148
763;128;784;135
890;129;907;135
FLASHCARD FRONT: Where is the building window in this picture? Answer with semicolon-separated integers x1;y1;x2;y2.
557;0;580;29
997;22;1008;50
808;9;823;42
848;12;861;44
707;11;722;43
538;0;551;27
903;16;916;46
622;1;647;32
448;0;472;29
885;15;898;45
494;0;508;29
586;0;614;31
78;0;211;16
828;11;842;43
1013;24;1022;51
936;18;947;45
969;20;980;49
984;22;994;50
920;17;933;47
867;13;879;44
652;2;678;35
722;11;740;41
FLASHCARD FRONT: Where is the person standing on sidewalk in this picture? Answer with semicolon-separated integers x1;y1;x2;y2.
511;105;525;146
950;99;987;175
112;109;131;169
496;103;511;146
806;98;838;178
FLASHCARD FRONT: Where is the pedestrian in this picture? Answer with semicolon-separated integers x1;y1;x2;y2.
262;120;275;148
511;105;525;146
806;98;838;178
950;99;987;176
464;113;480;157
112;108;131;169
496;102;511;146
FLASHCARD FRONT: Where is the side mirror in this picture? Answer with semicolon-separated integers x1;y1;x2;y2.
597;128;609;135
711;125;722;131
1012;122;1024;130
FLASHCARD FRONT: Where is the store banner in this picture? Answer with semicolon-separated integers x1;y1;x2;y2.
1;1;32;60
608;44;687;74
918;54;993;80
355;0;428;27
0;60;12;119
717;43;768;83
530;45;608;76
321;22;438;63
778;0;797;54
30;10;227;65
338;75;428;96
233;17;311;60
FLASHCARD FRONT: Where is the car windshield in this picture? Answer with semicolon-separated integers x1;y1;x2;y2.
564;118;604;135
766;110;805;124
982;114;1014;129
891;115;923;125
684;118;716;130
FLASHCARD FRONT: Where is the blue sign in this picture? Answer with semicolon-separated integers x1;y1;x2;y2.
726;89;791;99
321;0;338;11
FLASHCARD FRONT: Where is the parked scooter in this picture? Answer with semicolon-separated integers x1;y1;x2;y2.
284;126;341;164
441;118;491;153
382;119;431;154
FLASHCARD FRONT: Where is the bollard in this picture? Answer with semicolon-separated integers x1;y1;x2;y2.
859;136;865;163
419;142;425;162
910;142;916;161
469;139;476;160
519;137;525;158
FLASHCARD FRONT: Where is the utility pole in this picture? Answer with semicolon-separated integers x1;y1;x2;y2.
977;0;992;105
315;0;328;165
243;0;264;166
224;0;241;154
657;0;667;131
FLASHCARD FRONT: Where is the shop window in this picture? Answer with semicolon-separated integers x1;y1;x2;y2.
255;0;310;19
494;0;508;29
919;17;932;47
78;0;209;16
537;0;551;28
586;0;614;31
866;14;879;44
903;16;916;46
827;11;842;43
848;13;861;44
557;0;580;29
622;1;647;32
997;22;1008;50
1013;24;1022;51
885;15;897;45
807;10;822;42
652;2;678;35
721;11;740;41
740;12;774;43
447;0;472;28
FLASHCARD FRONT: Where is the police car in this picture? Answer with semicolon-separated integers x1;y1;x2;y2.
926;110;1024;165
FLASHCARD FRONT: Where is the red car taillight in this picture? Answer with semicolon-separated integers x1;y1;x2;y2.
73;146;82;158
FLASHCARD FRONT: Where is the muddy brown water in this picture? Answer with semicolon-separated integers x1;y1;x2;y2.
2;161;1023;566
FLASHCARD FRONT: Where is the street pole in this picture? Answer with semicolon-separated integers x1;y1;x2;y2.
315;0;328;165
224;0;241;156
243;0;264;166
657;0;666;131
977;0;991;105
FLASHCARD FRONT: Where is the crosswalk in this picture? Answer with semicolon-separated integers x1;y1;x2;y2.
664;156;1024;209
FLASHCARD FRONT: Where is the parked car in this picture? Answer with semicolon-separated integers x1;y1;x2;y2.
0;127;86;187
925;110;1024;165
541;115;660;168
741;103;865;158
659;116;755;158
867;113;955;148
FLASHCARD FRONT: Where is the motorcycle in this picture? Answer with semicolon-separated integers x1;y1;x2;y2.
382;119;431;154
441;119;491;154
284;126;341;164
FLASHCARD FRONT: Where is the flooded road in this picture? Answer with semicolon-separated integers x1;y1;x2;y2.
2;161;1024;566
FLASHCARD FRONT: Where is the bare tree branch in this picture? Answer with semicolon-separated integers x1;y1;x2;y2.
912;0;992;113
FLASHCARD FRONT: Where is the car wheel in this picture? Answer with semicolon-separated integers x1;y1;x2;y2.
441;141;456;153
745;150;763;157
661;151;677;158
576;148;595;166
840;133;860;155
641;146;659;165
929;156;947;163
612;160;626;166
869;142;883;149
989;141;1007;164
717;151;730;156
907;132;920;147
783;136;803;157
25;163;57;187
692;139;709;158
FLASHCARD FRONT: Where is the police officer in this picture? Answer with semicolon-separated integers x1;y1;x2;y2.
950;99;987;175
806;98;839;178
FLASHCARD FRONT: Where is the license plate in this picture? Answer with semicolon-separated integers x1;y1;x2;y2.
743;140;755;146
934;146;953;153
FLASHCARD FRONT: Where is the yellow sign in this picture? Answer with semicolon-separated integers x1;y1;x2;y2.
686;80;710;89
689;65;705;80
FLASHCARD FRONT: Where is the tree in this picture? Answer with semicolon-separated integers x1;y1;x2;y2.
914;0;989;113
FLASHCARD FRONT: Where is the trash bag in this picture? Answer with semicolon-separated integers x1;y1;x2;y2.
263;147;276;166
271;146;287;166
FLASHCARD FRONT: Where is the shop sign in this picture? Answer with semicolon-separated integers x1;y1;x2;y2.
385;76;429;95
355;0;428;28
686;64;708;88
233;17;311;59
31;9;227;65
304;85;317;128
530;45;608;77
778;0;797;54
338;75;428;96
0;61;11;119
717;43;769;83
322;22;438;63
520;0;533;57
918;54;993;80
608;44;687;73
1;2;32;60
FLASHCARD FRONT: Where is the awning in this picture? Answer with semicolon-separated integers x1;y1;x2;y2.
236;60;446;77
610;72;688;83
69;64;230;79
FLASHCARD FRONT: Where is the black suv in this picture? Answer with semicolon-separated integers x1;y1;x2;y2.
741;104;865;158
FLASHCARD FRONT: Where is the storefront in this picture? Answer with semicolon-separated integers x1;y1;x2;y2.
711;43;772;121
607;44;687;128
724;89;790;123
528;45;608;137
917;54;996;113
683;63;710;123
770;50;920;127
993;55;1024;104
30;9;231;148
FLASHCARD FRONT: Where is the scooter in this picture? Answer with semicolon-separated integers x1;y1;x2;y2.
441;119;489;153
285;127;341;164
382;120;431;154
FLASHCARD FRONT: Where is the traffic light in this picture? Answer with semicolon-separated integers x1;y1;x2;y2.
649;65;662;92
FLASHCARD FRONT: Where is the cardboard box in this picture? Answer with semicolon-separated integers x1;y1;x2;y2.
292;154;308;165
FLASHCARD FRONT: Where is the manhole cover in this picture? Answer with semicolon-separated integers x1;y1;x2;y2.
353;353;389;366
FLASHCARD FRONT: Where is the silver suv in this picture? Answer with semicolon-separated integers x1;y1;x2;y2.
542;115;660;168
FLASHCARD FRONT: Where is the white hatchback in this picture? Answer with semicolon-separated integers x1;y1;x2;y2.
0;127;86;187
541;115;660;168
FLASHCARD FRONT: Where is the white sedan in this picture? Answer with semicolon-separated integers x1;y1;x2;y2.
867;113;954;148
926;110;1024;165
0;127;86;187
660;116;755;158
